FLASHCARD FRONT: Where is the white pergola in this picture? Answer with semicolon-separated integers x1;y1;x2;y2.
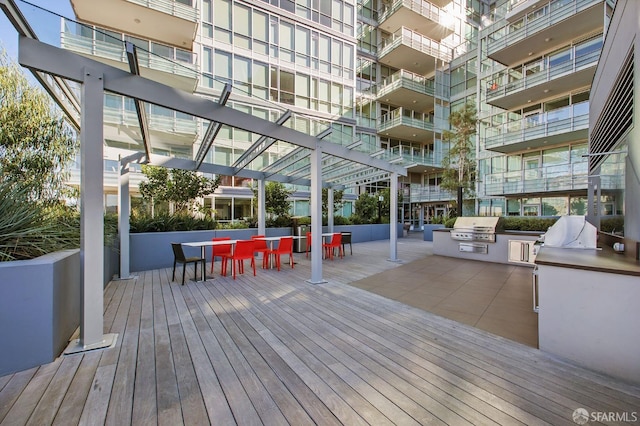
2;0;408;354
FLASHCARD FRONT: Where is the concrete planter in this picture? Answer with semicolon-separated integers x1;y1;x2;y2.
129;224;401;272
423;224;445;241
0;249;81;376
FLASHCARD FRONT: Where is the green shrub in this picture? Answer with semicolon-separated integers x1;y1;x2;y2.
600;216;624;234
501;216;557;232
444;217;457;228
130;212;217;233
0;183;79;261
333;215;351;225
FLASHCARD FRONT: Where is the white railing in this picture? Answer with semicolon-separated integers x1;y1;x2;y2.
379;27;452;63
127;0;198;22
378;0;455;32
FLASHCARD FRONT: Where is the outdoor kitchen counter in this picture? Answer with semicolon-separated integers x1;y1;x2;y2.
535;244;640;384
535;245;640;277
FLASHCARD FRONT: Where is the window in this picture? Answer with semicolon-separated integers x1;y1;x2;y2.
253;11;269;55
214;0;231;44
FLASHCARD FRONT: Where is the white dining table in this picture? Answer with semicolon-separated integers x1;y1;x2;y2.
183;239;238;281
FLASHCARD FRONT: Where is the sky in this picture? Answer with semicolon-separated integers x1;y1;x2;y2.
1;0;74;60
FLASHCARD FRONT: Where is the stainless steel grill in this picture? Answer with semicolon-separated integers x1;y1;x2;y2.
450;217;502;243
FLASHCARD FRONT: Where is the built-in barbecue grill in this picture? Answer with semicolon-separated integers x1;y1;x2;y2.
450;216;503;243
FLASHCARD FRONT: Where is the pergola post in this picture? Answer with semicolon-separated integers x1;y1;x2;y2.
65;68;117;354
257;178;266;235
308;144;325;284
118;156;131;279
389;172;399;262
327;188;334;232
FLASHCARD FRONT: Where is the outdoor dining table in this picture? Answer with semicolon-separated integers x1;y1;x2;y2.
182;239;238;281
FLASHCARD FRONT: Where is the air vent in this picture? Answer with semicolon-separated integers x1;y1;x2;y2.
589;48;634;174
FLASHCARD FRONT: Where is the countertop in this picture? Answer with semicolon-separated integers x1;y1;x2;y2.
535;245;640;277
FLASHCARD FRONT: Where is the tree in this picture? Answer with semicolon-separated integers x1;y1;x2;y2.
353;192;378;223
139;165;220;215
441;103;477;216
0;50;78;203
253;181;293;218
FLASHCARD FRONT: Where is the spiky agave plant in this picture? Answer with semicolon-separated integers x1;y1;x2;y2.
0;183;80;261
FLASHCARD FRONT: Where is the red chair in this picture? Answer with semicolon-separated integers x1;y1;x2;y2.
305;232;312;258
210;237;232;274
267;237;294;271
251;235;270;269
323;233;343;260
221;240;256;279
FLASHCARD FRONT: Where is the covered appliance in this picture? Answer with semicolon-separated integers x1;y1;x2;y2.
450;216;503;243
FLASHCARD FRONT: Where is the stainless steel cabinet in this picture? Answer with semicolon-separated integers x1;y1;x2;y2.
508;239;537;264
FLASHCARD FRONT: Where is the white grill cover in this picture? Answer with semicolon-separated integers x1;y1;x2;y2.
543;216;597;249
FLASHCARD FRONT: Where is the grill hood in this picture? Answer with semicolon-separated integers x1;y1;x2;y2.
452;216;503;231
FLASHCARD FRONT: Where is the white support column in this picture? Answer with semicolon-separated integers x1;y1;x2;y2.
257;179;266;235
118;156;133;279
65;68;117;354
389;173;399;262
308;144;325;284
327;188;334;233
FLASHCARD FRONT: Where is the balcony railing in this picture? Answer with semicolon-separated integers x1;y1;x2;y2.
388;146;443;167
104;106;198;135
482;159;624;195
379;27;452;63
488;0;602;55
485;102;589;150
378;0;455;33
409;184;455;202
487;49;599;102
378;107;434;133
127;0;198;23
376;69;436;99
61;19;198;80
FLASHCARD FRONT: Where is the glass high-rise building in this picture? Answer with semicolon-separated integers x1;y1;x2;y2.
62;0;623;225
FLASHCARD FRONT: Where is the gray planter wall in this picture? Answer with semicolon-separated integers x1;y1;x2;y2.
129;224;399;272
0;249;80;376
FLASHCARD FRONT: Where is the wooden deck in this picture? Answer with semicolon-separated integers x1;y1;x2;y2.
1;239;639;425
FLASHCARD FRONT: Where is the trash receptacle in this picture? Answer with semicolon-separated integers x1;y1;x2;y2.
293;224;309;253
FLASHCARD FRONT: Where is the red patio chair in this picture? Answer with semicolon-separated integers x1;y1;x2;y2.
306;232;312;258
210;237;232;274
221;240;256;280
323;233;343;260
251;235;270;269
266;237;294;271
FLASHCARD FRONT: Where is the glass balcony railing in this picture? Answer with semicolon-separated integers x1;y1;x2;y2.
387;146;443;167
378;0;455;33
487;50;599;102
376;69;436;99
61;18;199;80
104;106;198;135
379;27;452;64
409;184;455;202
488;0;602;55
127;0;198;23
378;107;435;133
482;159;624;195
485;102;589;150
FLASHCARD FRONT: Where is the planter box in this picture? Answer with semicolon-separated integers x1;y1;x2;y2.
0;249;80;376
129;224;402;272
423;224;445;241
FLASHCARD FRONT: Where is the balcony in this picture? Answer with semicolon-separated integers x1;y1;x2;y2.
486;49;599;110
484;102;589;153
487;0;603;66
409;184;454;202
482;160;624;196
377;0;455;41
61;19;199;93
103;105;199;152
378;27;452;75
376;70;436;111
377;108;435;143
387;146;444;170
70;0;199;50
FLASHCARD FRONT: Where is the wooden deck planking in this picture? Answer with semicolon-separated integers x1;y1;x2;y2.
0;240;639;425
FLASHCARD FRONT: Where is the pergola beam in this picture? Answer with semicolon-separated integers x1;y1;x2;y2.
231;110;291;171
195;83;231;169
125;42;151;160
